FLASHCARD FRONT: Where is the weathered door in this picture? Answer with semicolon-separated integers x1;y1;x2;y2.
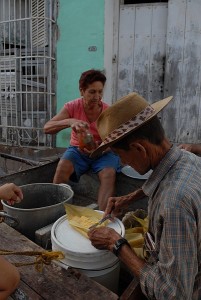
115;1;201;143
162;0;201;143
117;3;168;104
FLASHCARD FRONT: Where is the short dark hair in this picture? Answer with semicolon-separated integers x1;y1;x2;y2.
112;116;165;150
79;69;106;91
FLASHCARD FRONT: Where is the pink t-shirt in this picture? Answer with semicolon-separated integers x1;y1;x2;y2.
64;97;109;146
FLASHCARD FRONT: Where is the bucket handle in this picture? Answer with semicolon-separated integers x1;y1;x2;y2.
54;260;69;270
58;183;73;191
0;210;19;228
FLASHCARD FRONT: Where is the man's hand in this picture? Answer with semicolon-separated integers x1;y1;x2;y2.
88;227;121;251
104;188;145;217
104;195;130;218
178;143;201;156
0;183;23;205
178;143;194;152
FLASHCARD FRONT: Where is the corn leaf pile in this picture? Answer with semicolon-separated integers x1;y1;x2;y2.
64;204;109;238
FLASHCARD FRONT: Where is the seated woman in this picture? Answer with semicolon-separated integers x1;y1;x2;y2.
0;183;23;299
44;69;121;210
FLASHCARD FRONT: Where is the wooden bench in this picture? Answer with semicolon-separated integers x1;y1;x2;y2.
0;222;118;300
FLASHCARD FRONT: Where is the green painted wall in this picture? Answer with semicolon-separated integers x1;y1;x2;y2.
56;0;105;147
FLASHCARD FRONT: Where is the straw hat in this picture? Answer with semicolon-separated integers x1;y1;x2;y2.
91;92;173;158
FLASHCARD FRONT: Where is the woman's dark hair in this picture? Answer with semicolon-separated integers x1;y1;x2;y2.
113;116;165;150
79;69;106;90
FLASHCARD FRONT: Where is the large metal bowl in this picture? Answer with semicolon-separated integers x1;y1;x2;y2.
1;183;74;240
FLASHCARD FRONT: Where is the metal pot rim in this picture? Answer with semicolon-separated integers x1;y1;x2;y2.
1;183;74;212
1;200;70;211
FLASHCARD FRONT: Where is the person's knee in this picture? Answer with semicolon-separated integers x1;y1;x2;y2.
0;259;20;298
10;267;20;292
98;168;116;181
54;160;74;183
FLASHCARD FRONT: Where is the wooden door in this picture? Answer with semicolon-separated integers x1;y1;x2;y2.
117;3;168;104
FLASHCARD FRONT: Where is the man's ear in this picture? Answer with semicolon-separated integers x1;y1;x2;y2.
80;88;83;96
130;141;147;157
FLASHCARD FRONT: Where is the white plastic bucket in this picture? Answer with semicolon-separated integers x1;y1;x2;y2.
51;213;125;293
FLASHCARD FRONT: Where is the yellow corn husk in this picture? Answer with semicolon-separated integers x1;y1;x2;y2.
122;210;149;259
70;215;97;229
125;232;142;240
128;237;144;248
64;203;102;220
125;227;144;234
64;204;109;238
122;209;148;232
132;216;149;232
132;247;145;259
125;231;144;248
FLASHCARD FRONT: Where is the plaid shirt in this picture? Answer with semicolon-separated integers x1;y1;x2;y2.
140;146;201;300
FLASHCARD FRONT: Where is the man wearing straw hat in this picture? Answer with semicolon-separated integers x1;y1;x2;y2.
88;92;201;300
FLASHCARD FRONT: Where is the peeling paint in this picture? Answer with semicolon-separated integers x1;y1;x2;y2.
119;69;129;80
116;1;201;143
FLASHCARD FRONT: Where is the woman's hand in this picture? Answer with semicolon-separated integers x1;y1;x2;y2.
0;183;23;205
71;121;89;133
80;140;100;155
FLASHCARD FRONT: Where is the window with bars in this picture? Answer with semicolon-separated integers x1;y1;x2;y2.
124;0;168;4
31;0;48;47
0;0;57;148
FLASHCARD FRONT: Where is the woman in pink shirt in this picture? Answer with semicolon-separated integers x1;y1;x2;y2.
44;69;121;210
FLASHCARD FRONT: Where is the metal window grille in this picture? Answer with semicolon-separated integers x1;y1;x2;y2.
0;0;57;148
123;1;168;4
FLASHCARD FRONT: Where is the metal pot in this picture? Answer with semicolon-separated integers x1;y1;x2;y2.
1;183;74;240
0;211;19;227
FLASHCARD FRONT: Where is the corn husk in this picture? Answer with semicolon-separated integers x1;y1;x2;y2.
122;209;148;232
132;247;145;259
125;227;144;234
123;210;149;259
64;204;109;238
125;232;144;246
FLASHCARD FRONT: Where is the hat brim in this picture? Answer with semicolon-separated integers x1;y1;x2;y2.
91;96;173;158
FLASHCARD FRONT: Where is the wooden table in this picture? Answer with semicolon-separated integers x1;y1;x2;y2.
0;222;118;300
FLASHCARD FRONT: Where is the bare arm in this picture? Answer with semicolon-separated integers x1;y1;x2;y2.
44;106;89;135
178;143;201;155
117;240;146;277
43;107;73;134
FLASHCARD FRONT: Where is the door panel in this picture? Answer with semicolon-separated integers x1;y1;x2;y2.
117;3;168;104
163;0;201;143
